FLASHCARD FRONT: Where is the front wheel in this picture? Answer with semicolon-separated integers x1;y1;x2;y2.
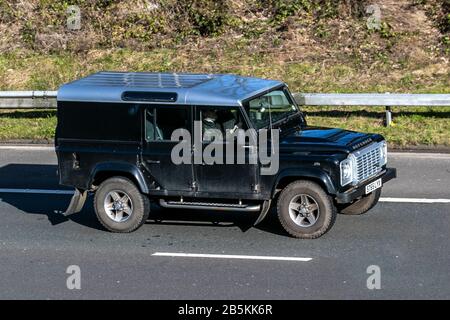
277;180;337;239
94;177;150;233
338;189;381;215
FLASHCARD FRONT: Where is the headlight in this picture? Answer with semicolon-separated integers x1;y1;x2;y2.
340;158;353;186
380;141;387;166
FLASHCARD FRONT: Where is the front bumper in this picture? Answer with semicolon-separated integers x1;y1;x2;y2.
335;167;397;203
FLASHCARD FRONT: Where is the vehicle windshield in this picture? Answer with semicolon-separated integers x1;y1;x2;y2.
245;88;299;129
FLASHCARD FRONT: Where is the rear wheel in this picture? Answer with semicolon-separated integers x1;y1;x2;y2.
338;189;381;215
277;180;337;239
94;177;150;233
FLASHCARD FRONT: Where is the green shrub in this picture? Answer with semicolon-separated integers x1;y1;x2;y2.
176;0;229;36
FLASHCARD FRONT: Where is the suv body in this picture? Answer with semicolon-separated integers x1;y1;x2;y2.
56;72;396;238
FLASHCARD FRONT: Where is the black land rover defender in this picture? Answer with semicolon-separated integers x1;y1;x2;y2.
56;72;396;239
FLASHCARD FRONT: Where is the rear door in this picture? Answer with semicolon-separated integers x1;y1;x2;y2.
141;105;194;192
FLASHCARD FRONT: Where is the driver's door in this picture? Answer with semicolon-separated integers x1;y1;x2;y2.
193;106;259;197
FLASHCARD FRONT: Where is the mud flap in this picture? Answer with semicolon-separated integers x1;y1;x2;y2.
253;200;271;226
63;189;87;216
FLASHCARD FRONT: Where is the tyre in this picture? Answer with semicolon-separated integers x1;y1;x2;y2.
277;180;337;239
94;177;150;233
338;189;381;215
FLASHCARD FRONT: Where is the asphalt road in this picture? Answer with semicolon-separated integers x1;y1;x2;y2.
0;146;449;299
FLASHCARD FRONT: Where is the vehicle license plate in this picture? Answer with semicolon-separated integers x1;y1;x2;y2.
365;178;382;194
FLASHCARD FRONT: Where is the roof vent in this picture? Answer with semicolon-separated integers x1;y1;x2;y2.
122;91;177;102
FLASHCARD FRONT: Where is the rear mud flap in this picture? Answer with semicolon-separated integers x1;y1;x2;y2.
254;200;271;226
63;189;87;216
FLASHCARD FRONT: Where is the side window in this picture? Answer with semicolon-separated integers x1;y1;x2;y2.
200;107;247;142
145;106;189;142
246;89;298;129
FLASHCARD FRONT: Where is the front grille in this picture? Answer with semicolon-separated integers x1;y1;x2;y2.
354;144;382;182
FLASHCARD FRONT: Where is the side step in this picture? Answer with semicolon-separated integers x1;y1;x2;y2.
159;199;261;212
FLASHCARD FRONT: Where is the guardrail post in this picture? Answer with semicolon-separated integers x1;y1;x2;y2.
385;106;392;127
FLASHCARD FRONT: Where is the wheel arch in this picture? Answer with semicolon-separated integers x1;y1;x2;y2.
89;162;149;194
272;168;337;197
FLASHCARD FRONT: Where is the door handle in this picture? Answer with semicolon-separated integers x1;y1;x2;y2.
146;159;161;164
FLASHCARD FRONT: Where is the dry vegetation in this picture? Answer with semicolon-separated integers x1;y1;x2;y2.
0;0;449;146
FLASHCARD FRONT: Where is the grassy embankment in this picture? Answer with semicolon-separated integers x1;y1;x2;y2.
0;0;449;147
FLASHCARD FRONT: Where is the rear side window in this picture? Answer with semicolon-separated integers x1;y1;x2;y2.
56;101;141;141
145;107;189;141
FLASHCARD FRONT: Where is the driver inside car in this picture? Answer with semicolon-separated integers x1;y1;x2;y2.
202;109;223;142
222;110;243;135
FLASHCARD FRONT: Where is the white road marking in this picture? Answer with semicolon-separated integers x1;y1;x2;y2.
152;252;313;262
389;152;450;160
379;197;450;204
0;145;54;151
0;188;73;195
0;188;449;204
